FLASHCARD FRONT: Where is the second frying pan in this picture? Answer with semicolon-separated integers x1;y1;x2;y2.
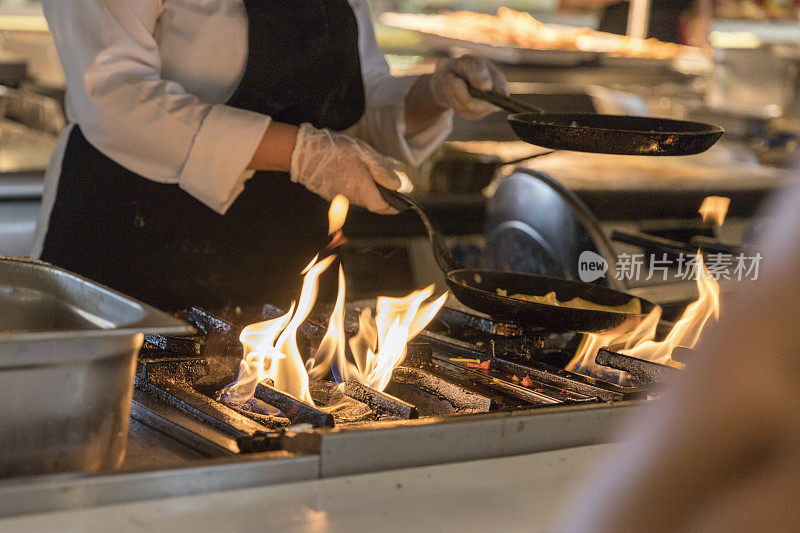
447;268;657;332
472;89;724;156
380;188;657;333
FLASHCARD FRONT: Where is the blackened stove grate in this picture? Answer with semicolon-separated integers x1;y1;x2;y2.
131;301;650;457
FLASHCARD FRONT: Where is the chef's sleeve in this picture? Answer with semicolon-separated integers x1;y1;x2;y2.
42;0;271;214
346;1;453;167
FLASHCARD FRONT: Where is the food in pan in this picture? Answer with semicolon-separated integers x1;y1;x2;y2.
496;288;642;314
382;8;695;60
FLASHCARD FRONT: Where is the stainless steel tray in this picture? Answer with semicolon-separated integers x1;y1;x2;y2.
0;257;191;477
419;33;600;67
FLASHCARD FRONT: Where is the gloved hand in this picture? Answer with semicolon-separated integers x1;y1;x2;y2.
290;123;401;214
428;55;509;119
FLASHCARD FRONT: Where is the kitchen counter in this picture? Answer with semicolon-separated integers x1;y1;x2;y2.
521;142;788;220
0;444;618;532
0;120;55;180
521;143;786;192
0;400;644;521
345;168;781;241
0;120;55;256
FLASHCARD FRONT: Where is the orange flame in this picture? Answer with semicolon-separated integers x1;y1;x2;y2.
307;265;347;381
328;195;349;235
224;194;448;409
623;255;719;364
568;196;728;382
222;255;335;405
566;253;720;382
330;287;448;391
699;196;730;226
222;304;295;404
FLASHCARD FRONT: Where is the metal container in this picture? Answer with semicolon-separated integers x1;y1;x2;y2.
0;258;191;477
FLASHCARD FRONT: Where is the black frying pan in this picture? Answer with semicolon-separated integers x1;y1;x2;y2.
472;89;724;156
380;188;657;333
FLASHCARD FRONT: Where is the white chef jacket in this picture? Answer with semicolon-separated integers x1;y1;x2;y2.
32;0;452;257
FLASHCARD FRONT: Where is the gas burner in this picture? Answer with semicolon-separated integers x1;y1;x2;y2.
437;294;527;337
131;302;654;458
434;294;582;368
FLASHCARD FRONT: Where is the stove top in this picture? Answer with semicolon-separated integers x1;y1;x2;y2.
129;298;653;460
1;296;662;518
0;297;669;519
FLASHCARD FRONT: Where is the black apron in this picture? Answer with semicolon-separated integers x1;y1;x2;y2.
41;0;365;312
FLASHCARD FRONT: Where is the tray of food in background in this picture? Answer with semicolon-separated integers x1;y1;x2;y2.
598;44;710;73
413;33;600;67
380;8;705;69
380;10;600;66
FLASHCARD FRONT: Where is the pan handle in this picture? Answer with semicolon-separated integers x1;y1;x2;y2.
468;87;544;115
611;230;694;256
498;150;555;167
378;186;464;274
611;230;744;256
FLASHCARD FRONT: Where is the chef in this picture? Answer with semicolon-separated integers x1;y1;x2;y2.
34;1;508;311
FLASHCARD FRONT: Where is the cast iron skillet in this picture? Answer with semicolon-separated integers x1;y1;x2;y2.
381;188;657;333
472;89;724;156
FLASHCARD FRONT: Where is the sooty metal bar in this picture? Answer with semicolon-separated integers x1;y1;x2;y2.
596;348;680;384
217;396;291;429
342;380;419;420
186;307;240;338
491;357;628;402
254;380;335;428
143;334;203;358
137;359;209;386
402;341;434;368
136;377;271;438
391;366;494;413
261;304;324;338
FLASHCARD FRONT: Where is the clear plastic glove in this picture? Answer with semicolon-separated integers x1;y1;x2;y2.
428;55;509;119
290;123;401;214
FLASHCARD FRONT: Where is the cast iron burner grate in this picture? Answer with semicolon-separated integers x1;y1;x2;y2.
131;300;651;457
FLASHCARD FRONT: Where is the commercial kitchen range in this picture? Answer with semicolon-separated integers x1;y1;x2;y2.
0;135;784;531
0;11;794;529
0;292;661;529
0;107;785;533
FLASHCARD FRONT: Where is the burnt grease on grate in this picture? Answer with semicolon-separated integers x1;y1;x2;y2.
132;300;646;456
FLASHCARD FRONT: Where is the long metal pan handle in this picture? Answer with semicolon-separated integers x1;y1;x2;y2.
468;87;544;115
611;230;694;256
378;186;464;274
689;235;743;256
612;230;743;256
